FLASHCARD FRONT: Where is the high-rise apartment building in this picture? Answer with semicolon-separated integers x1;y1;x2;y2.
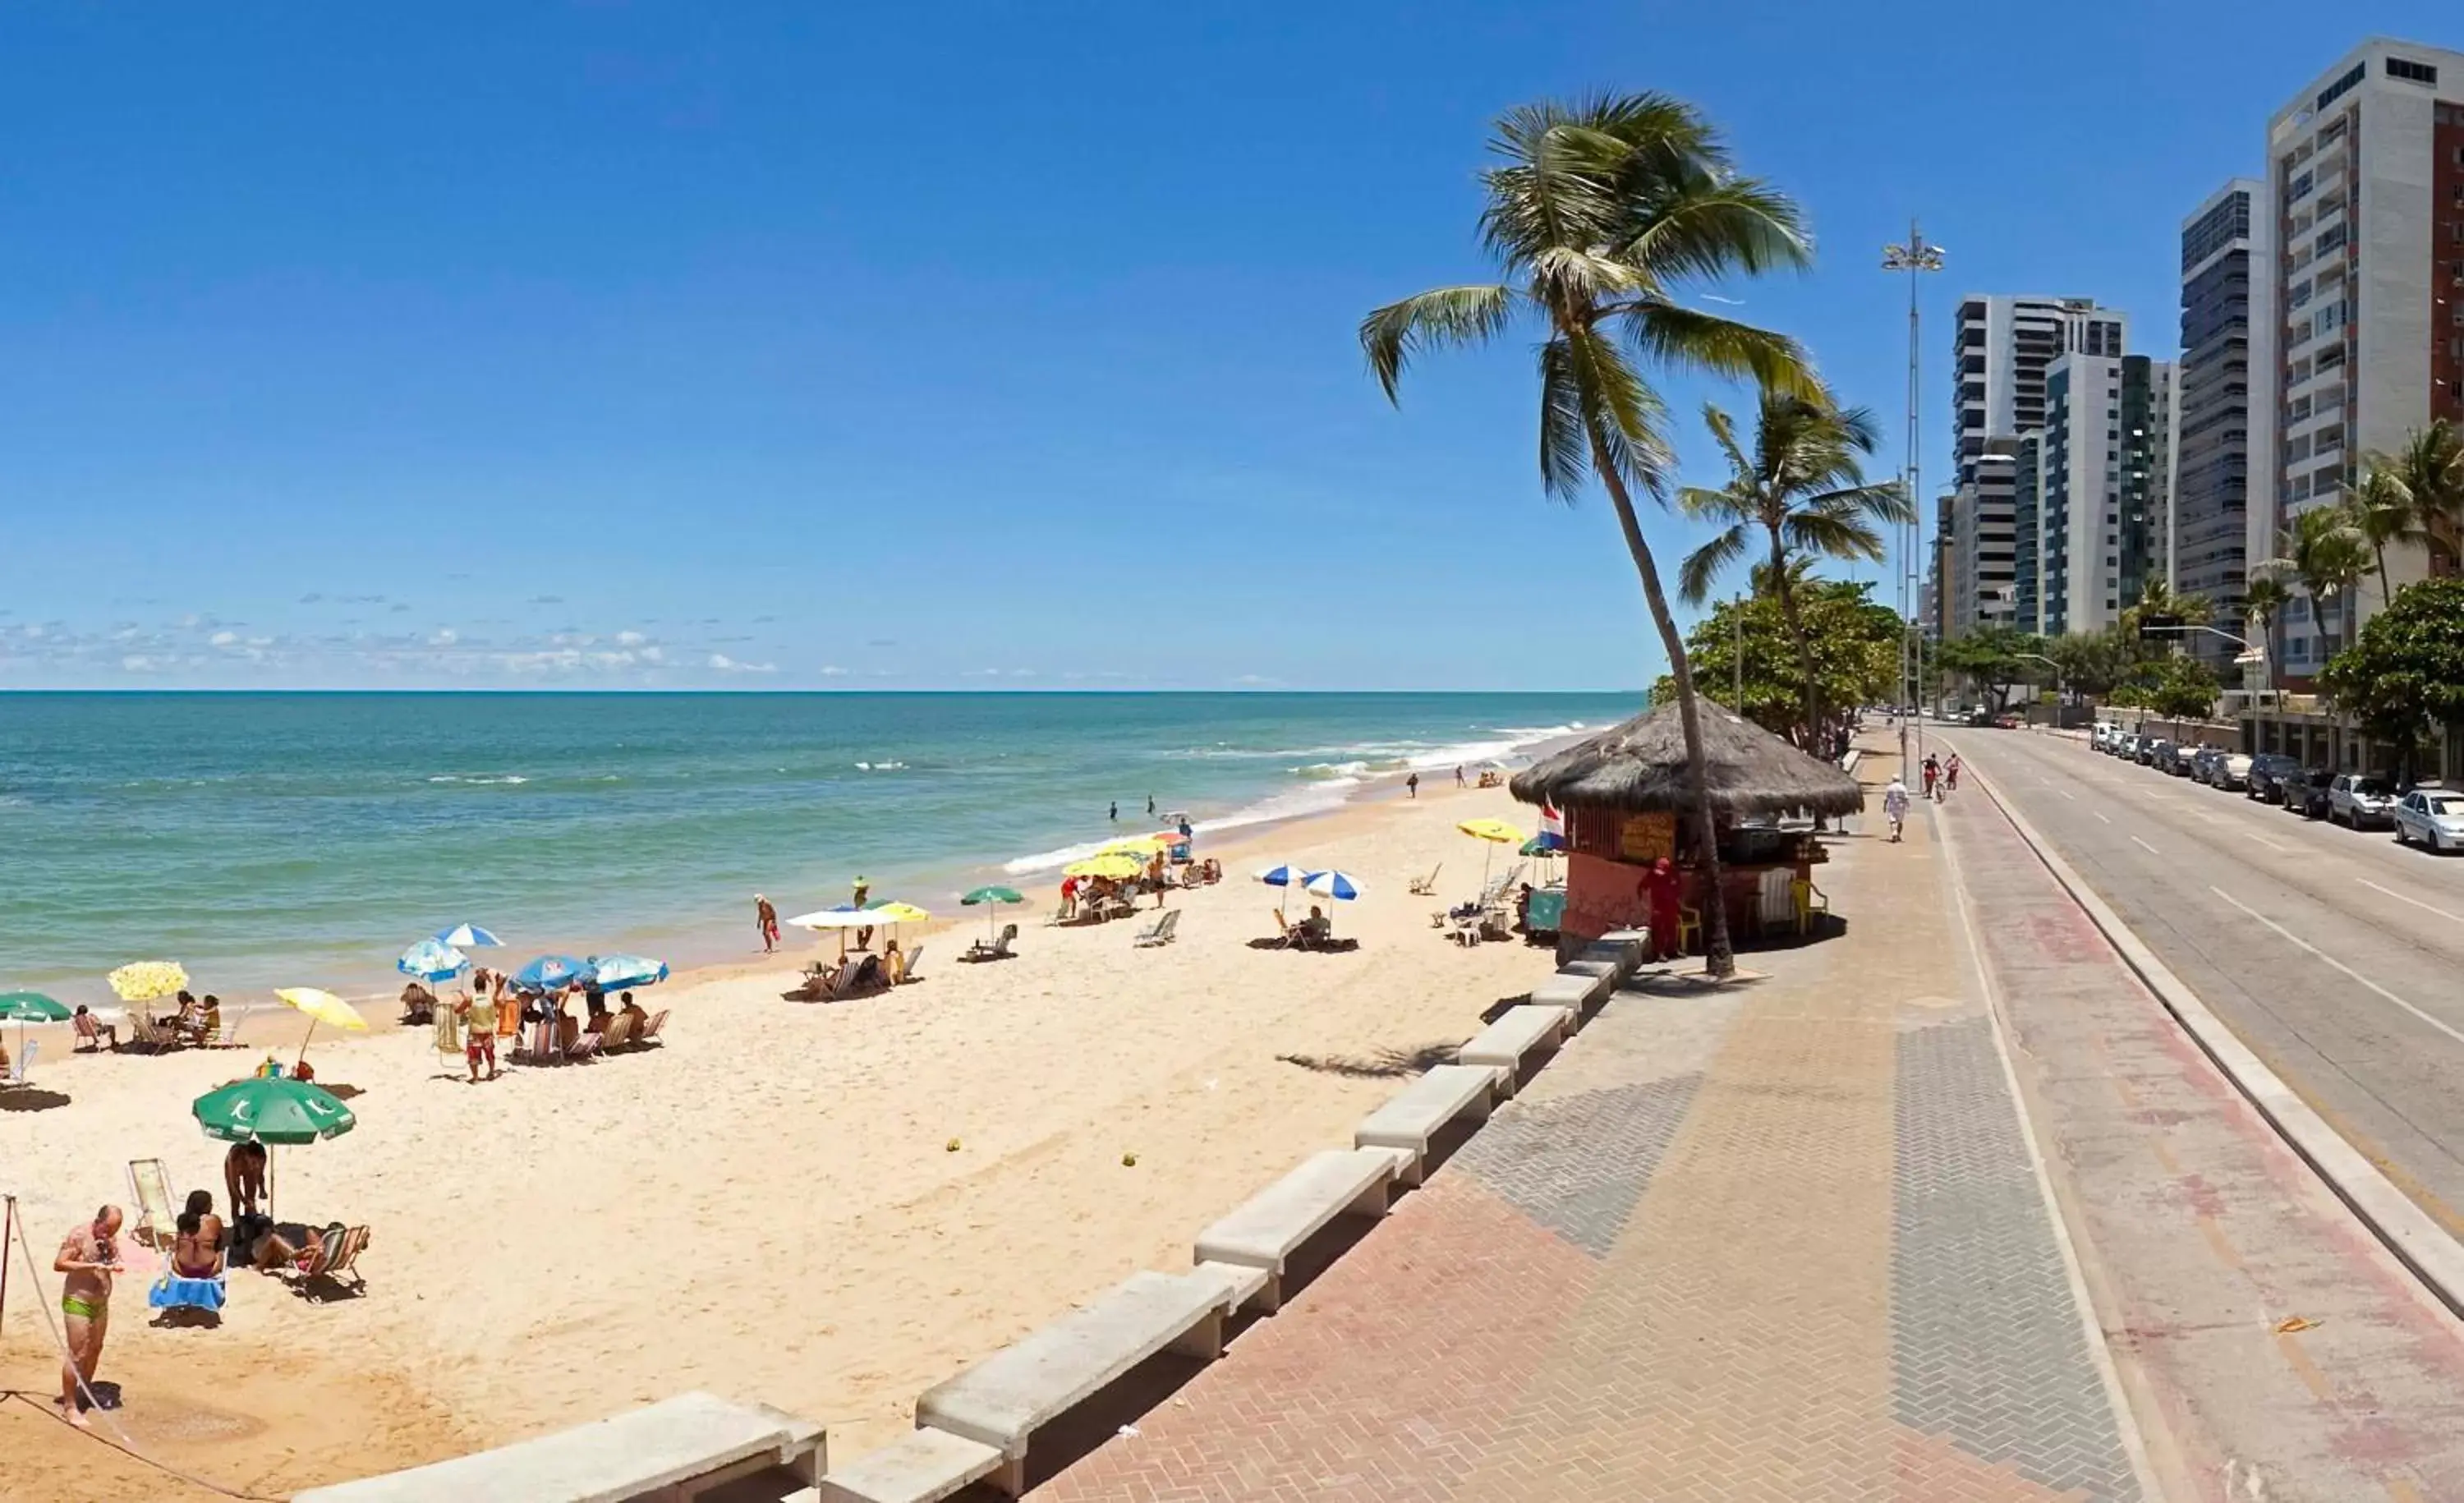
2012;434;2045;631
2172;181;2269;672
1952;295;2129;491
2259;38;2464;676
1950;439;2023;634
2039;353;2174;637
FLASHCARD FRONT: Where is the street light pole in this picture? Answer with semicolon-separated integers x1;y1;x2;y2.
1883;222;1945;770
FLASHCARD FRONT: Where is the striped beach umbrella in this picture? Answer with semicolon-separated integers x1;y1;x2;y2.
1301;870;1363;902
397;940;470;984
586;954;670;991
436;923;503;949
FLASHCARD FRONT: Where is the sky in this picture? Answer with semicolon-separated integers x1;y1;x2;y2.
2;2;2453;691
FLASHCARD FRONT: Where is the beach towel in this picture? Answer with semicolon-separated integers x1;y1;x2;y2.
149;1273;228;1312
434;1007;462;1054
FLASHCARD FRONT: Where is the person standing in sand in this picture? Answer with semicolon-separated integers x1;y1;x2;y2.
1455;765;1466;788
1405;772;1418;799
851;876;873;949
53;1206;124;1427
755;894;779;953
224;1141;268;1221
457;989;498;1082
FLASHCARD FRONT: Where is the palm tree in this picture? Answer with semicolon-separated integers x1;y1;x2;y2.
1361;92;1814;979
2390;419;2464;575
2346;454;2425;604
1676;390;1912;750
2261;505;2370;660
2120;577;2212;658
2241;572;2290;705
1747;553;1818;600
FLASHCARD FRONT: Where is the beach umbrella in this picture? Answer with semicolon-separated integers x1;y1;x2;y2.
784;906;871;931
1302;870;1363;902
192;1077;356;1146
0;991;70;1066
1457;817;1525;894
397;939;470;985
586;954;670;991
868;901;931;926
1097;835;1168;857
436;923;503;949
108;961;189;1003
512;954;590;993
960;885;1024;942
1519;832;1565;856
1064;854;1144;880
1254;862;1313;920
274;986;367;1069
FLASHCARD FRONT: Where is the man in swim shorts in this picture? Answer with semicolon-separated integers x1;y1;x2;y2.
54;1206;124;1427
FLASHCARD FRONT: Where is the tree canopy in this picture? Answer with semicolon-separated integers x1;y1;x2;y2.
1648;580;1901;741
2317;577;2464;751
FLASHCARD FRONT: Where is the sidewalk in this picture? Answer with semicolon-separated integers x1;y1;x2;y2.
1032;753;2148;1501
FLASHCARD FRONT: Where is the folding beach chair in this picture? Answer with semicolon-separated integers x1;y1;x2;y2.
128;1158;177;1249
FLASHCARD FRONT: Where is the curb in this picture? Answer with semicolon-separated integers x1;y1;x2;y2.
1963;755;2464;1324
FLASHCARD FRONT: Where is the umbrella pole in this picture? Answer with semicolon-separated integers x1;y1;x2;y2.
296;1017;317;1073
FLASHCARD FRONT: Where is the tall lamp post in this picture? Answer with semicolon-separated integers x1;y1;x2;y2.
1883;223;1945;769
2015;651;2062;726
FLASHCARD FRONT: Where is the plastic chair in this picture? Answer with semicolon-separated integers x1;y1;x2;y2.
1676;907;1703;954
1791;878;1829;935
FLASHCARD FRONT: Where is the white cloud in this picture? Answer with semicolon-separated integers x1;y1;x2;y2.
209;630;239;647
615;630;647;646
121;655;159;672
429;628;458;646
707;653;776;674
818;665;848;677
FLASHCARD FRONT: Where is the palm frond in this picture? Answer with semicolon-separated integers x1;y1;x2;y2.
1617;301;1814;400
1804;480;1914;527
1781;507;1885;563
1560;323;1671;498
1619;174;1812;285
1676;484;1754;525
1358;284;1518;403
1700;403;1751;485
1537;339;1591;502
1677;522;1753;604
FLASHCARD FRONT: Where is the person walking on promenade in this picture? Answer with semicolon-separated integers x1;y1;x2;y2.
755;894;779;953
1945;753;1961;794
1921;754;1941;802
1883;776;1911;843
54;1206;124;1427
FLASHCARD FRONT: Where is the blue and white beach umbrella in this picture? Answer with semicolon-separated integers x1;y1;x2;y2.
1254;863;1312;889
436;922;503;949
511;954;589;992
586;954;670;991
397;939;470;984
1302;870;1363;902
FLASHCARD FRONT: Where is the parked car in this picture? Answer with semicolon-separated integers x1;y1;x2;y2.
2393;788;2464;852
1993;712;2024;729
2328;773;2398;830
2189;747;2225;784
2245;753;2301;802
2279;767;2335;818
2118;733;2143;761
2211;752;2254;791
2166;743;2200;776
2140;738;2172;767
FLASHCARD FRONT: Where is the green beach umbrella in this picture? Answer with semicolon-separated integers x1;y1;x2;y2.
0;991;71;1067
960;885;1025;941
192;1076;356;1146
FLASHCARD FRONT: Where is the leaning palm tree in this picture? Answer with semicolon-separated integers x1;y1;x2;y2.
2346;454;2425;605
2241;572;2290;703
1676;390;1910;749
2261;504;2370;660
1361;92;1814;979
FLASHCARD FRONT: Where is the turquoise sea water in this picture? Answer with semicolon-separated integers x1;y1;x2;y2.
0;692;1634;1002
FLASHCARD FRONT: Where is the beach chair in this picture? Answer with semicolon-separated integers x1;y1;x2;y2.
128;1158;177;1249
125;1012;177;1054
897;945;925;983
636;1009;670;1046
595;1014;636;1053
566;1022;607;1063
1;1039;35;1088
149;1268;228;1317
287;1225;371;1300
964;923;1018;963
1408;863;1442;896
1133;910;1181;948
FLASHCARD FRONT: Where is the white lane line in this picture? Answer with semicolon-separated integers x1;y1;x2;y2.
2212;886;2464;1047
2131;835;2160;855
2059;788;2077;802
2241;830;2289;853
2095;811;2112;825
2360;878;2464;925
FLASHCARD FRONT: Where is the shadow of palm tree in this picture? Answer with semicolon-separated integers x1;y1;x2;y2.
1275;1041;1458;1079
0;1088;72;1112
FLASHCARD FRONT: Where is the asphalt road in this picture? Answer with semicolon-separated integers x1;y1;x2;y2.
1926;724;2464;1236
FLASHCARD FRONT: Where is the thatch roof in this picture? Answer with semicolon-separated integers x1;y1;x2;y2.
1510;701;1865;819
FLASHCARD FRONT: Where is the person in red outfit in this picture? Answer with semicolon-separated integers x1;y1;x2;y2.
1639;857;1685;962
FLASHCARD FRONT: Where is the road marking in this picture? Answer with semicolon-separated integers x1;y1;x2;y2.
2241;830;2289;853
2360;878;2464;925
2131;836;2160;855
2094;811;2112;825
2059;788;2076;801
2211;886;2464;1047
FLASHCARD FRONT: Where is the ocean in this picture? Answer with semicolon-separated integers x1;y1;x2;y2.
0;692;1633;1002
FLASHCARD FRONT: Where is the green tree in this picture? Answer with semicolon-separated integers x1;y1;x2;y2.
1675;390;1912;750
2126;655;2223;719
1361;92;1814;979
2241;573;2291;702
2388;420;2464;575
2317;577;2464;781
2347;455;2427;606
2119;577;2211;655
1933;623;2044;714
2261;505;2370;658
2042;629;2135;699
1648;581;1903;742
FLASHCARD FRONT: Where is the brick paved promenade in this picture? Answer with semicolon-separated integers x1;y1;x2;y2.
1032;764;2148;1502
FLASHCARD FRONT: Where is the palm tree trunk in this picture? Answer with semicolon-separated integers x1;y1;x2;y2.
2376;545;2393;607
1588;425;1735;979
1768;527;1820;752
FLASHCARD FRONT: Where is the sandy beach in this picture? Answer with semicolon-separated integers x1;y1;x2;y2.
0;773;1558;1496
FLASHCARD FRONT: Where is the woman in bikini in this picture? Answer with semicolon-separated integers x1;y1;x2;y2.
171;1191;226;1279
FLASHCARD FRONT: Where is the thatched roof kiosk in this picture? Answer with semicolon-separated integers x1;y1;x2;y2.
1510;701;1864;822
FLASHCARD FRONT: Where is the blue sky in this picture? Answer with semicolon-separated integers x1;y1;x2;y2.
1;2;2449;690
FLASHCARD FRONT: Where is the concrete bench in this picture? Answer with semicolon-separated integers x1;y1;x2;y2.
293;1391;824;1503
816;1427;1004;1503
1456;1005;1571;1094
1192;1147;1399;1312
1354;1064;1501;1184
1580;935;1645;981
1529;968;1612;1017
915;1269;1235;1496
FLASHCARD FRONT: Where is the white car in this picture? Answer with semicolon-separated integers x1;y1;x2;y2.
2393;788;2464;852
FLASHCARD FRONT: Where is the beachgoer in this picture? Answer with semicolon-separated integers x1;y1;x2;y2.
224;1142;269;1220
884;940;907;985
399;980;435;1024
1921;755;1940;801
1108;801;1118;823
1300;904;1330;947
755;894;779;953
1945;753;1961;793
852;876;873;949
619;991;649;1036
1639;857;1685;962
457;991;497;1082
54;1207;124;1427
158;990;197;1032
1060;874;1079;920
171;1191;226;1279
1147;793;1156;816
292;1057;315;1084
1455;765;1466;788
72;1004;118;1052
1515;882;1534;933
191;995;222;1045
1883;777;1911;843
1177;816;1193;840
1405;772;1418;798
246;1220;326;1275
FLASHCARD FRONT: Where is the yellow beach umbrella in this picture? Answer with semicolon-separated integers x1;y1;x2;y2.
1455;818;1525;844
868;901;931;926
275;986;366;1070
1096;835;1167;857
108;960;190;1003
1064;853;1143;880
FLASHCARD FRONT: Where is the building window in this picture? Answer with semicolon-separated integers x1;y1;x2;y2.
2387;57;2439;85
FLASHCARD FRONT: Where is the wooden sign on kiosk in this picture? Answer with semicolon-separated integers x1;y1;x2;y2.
1617;811;1677;864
